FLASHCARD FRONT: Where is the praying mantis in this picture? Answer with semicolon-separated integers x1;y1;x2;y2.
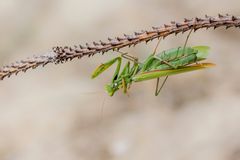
91;30;215;96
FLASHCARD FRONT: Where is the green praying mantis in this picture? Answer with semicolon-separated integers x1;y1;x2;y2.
91;31;215;96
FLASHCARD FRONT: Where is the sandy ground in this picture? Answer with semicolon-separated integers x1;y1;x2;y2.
0;0;240;160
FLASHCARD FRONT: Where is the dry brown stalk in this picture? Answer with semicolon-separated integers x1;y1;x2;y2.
0;14;239;80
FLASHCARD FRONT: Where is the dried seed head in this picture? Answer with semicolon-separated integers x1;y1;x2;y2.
93;41;100;46
116;36;126;41
218;14;224;18
164;24;171;28
79;45;86;49
99;40;108;45
232;15;237;21
184;18;192;22
1;14;240;80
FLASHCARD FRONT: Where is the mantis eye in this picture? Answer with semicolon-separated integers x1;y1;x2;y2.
113;83;118;87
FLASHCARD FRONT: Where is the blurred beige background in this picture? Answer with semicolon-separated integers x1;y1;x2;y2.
0;0;240;160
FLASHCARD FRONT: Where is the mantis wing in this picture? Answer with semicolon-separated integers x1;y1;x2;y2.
193;46;210;60
132;63;215;82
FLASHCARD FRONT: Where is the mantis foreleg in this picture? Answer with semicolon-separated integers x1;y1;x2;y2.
91;57;122;83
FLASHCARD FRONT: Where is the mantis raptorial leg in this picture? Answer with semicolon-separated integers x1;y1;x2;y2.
91;57;122;83
122;78;127;93
118;61;131;94
114;50;140;94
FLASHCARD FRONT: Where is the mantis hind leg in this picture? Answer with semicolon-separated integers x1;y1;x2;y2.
176;28;196;66
153;37;162;55
168;28;193;60
183;28;193;56
152;30;193;96
115;50;139;64
151;37;170;96
154;43;177;94
155;76;169;96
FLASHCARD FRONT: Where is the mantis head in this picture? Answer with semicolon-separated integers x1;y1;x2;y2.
105;81;120;96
